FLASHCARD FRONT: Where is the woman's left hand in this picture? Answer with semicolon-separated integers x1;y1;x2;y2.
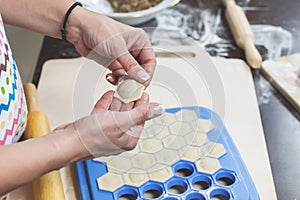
66;7;156;87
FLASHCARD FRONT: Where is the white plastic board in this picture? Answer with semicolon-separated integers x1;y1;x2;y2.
8;46;276;200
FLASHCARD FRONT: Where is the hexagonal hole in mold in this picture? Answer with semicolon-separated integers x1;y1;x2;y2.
172;161;195;178
210;189;231;200
190;174;212;190
141;181;164;199
166;177;189;195
215;170;236;187
116;186;139;200
186;192;206;200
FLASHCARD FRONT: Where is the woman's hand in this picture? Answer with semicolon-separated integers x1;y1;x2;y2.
66;8;156;87
0;1;156;86
0;91;163;194
54;91;164;158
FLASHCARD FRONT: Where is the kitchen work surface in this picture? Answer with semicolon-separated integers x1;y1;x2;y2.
31;0;300;199
8;45;276;199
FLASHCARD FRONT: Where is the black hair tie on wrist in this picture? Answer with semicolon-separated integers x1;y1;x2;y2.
61;2;83;41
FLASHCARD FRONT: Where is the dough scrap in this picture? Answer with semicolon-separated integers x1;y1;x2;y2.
114;78;145;103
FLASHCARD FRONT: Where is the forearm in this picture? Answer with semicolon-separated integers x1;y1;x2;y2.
0;128;88;195
0;0;73;38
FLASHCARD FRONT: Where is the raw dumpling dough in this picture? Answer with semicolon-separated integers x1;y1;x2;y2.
114;78;145;103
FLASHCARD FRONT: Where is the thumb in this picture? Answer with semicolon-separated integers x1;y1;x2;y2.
134;103;165;122
118;52;151;83
112;103;164;132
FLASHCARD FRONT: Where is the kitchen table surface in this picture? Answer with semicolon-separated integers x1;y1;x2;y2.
33;0;300;199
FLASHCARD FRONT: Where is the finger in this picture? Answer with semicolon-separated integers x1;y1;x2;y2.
93;91;114;112
131;46;156;77
112;103;164;132
109;45;154;77
107;60;127;78
120;101;135;112
130;48;156;87
132;93;149;127
127;124;144;137
105;71;126;85
139;49;156;86
122;136;140;151
105;73;118;85
109;96;123;111
134;93;150;107
117;52;150;84
119;93;149;112
107;60;123;73
128;31;156;87
124;125;144;147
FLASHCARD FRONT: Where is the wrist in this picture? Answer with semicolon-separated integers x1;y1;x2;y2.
52;124;91;165
63;4;86;43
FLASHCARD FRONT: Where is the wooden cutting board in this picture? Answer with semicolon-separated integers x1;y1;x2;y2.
262;53;300;112
7;45;277;200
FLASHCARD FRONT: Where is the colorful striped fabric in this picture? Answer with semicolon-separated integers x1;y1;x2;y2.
0;15;27;146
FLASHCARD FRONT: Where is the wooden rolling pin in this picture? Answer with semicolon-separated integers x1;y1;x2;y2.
23;83;66;200
223;0;262;68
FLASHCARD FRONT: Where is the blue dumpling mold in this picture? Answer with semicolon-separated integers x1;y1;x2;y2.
76;107;259;200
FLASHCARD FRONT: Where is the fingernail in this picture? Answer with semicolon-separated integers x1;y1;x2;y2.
106;75;115;82
148;104;165;119
137;70;150;81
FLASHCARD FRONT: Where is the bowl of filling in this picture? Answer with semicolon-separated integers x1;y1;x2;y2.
80;0;180;25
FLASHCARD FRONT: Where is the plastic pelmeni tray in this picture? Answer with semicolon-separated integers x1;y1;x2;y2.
76;107;259;200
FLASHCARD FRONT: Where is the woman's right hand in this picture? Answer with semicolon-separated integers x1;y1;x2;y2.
54;91;164;158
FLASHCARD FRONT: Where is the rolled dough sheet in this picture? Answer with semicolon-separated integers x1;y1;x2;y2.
262;53;300;112
7;54;277;200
